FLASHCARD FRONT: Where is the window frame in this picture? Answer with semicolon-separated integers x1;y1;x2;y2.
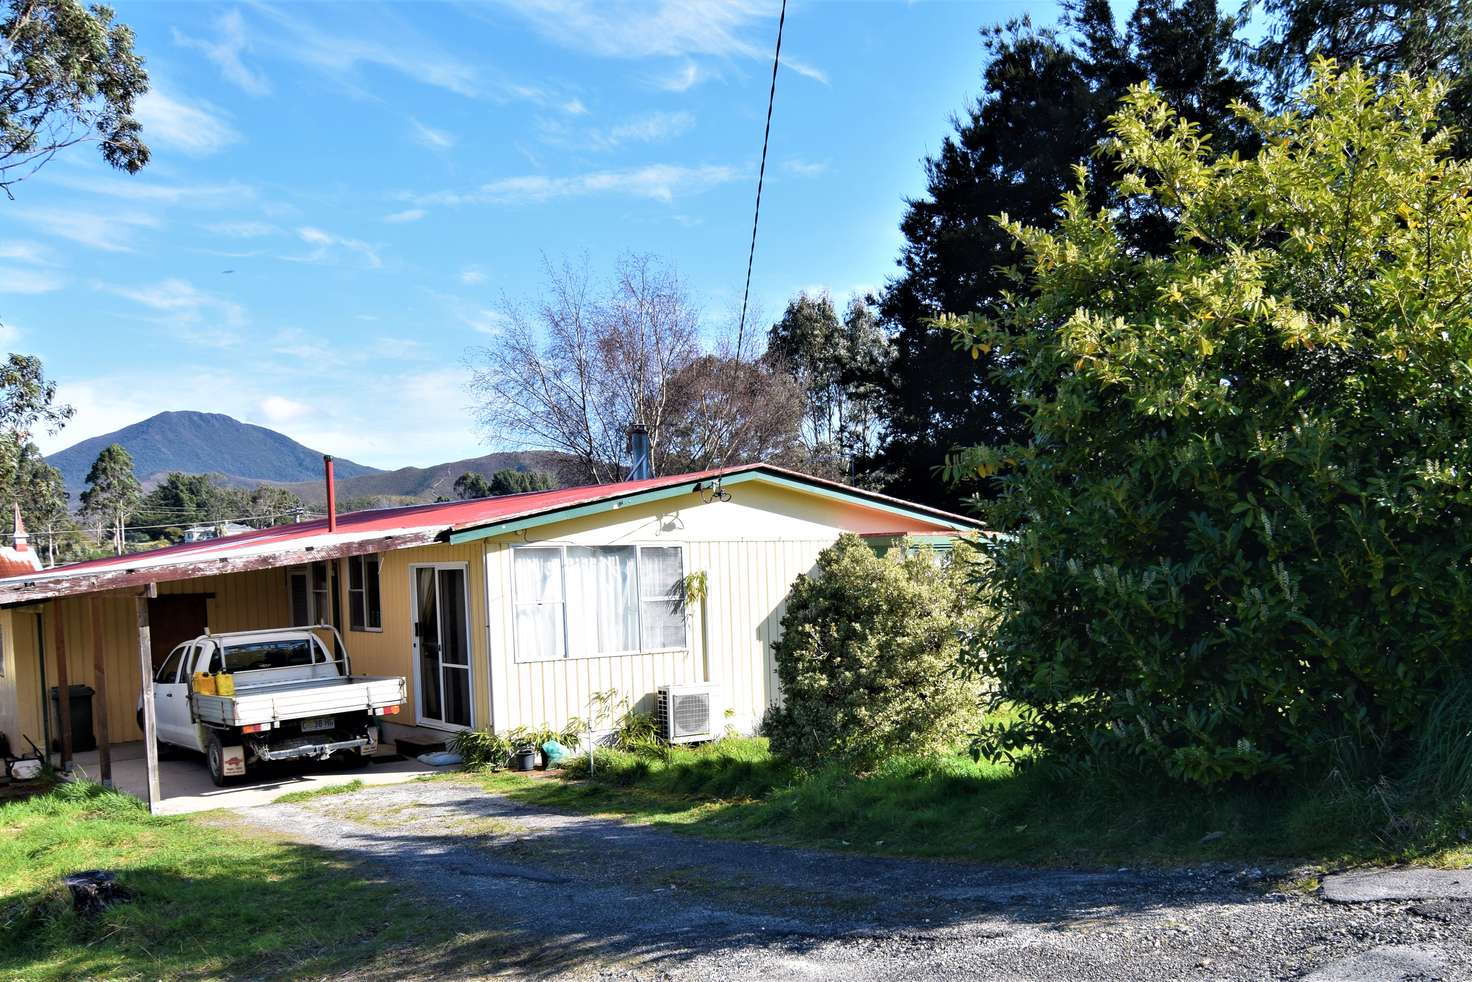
510;542;689;663
345;553;384;633
288;561;331;627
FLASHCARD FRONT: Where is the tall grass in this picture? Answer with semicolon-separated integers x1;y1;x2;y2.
1410;677;1472;801
481;721;1472;870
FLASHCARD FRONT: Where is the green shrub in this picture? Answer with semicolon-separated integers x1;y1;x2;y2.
763;534;982;770
944;64;1472;784
451;728;513;769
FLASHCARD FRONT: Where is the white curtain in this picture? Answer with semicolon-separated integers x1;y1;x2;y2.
639;546;687;650
565;546;638;656
514;548;565;660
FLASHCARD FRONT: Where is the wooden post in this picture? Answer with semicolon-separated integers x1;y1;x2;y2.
90;598;112;788
136;586;160;813
52;605;72;772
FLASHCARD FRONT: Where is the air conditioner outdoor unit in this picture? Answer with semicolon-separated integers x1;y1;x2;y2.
657;683;721;744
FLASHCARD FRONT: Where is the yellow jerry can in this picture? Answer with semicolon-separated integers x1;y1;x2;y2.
192;672;217;696
215;673;236;697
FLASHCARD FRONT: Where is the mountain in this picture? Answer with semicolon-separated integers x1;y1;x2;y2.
47;411;380;500
273;450;570;506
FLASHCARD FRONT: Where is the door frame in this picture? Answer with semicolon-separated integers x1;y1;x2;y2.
408;561;475;731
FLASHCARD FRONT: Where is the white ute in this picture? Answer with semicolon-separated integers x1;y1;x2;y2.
138;626;406;786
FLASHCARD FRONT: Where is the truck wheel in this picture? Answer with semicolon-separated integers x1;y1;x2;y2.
206;732;241;787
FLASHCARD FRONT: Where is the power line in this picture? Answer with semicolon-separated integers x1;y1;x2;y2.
734;0;788;358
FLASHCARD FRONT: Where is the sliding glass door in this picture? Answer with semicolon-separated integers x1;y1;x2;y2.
411;565;472;729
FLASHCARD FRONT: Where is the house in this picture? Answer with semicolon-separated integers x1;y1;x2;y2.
0;462;978;802
182;521;256;543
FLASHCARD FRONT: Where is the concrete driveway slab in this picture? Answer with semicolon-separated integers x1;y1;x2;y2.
1322;870;1472;904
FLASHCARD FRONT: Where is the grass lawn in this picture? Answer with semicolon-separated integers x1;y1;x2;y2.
468;736;1472;871
0;781;454;979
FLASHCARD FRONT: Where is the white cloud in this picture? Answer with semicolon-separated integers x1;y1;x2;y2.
562;98;589;116
546;110;695;151
0;241;55;265
268;327;331;360
258;395;310;424
783;158;828;177
134;87;241;157
45;171;254;205
14;208;158;252
206;220;281;238
656;60;704;92
383;208;426;224
173;9;271;96
410;118;457;151
492;1;827;84
412;162;741;207
40;366;484;470
0;268;64;295
461;307;510;335
293;226;383;268
104;276;247;338
460;266;487;286
252;3;481;98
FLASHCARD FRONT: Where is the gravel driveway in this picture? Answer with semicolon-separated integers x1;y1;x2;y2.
234;777;1472;981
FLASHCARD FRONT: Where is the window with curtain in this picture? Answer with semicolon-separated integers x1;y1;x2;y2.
639;546;687;650
347;553;382;631
288;561;330;627
514;548;565;663
512;545;687;661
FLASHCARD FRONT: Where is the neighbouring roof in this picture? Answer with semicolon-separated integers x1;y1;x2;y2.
0;463;980;605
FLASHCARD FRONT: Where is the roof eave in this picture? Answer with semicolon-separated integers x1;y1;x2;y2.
445;464;978;545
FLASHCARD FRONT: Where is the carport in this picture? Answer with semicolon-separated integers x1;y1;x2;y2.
0;463;454;812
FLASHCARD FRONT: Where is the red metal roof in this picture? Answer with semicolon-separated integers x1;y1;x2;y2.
0;464;979;603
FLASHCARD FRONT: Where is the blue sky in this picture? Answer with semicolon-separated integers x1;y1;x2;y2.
6;0;1069;468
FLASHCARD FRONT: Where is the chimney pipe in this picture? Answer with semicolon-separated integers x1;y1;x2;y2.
627;425;651;481
323;455;338;533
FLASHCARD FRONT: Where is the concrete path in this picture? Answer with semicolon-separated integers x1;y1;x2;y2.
71;740;438;814
1323;869;1472;904
230;777;1472;981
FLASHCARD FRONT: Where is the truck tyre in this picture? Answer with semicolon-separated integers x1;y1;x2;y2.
206;732;241;787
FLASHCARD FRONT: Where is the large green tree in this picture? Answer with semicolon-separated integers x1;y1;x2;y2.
0;0;150;197
950;65;1472;785
79;442;140;554
766;293;892;479
871;0;1257;507
488;468;556;496
7;441;72;564
1256;1;1472;149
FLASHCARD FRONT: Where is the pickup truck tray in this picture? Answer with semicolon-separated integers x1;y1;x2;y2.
192;675;406;728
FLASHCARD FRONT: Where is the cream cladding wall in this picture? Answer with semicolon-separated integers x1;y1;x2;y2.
479;480;942;734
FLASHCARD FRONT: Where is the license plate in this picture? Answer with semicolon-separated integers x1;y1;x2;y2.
300;716;335;733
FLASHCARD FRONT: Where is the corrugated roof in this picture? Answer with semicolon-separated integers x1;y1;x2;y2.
0;463;979;604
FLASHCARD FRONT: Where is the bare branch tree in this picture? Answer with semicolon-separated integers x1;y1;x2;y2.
468;254;701;484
